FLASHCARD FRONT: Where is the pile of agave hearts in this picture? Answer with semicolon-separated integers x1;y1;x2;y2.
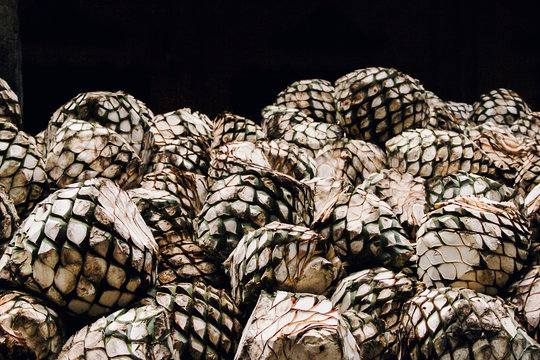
0;66;540;359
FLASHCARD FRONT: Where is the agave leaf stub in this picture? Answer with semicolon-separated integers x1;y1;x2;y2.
235;291;361;360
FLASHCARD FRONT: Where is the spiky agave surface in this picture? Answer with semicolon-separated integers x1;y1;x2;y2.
334;67;429;146
303;176;353;215
210;140;318;183
209;141;272;182
511;112;540;141
0;290;65;360
471;88;532;126
425;91;472;133
316;139;388;187
0;178;158;319
385;128;494;179
47;91;155;168
0;77;22;129
139;167;207;219
331;267;424;360
281;121;344;158
45;119;144;189
58;304;175;359
425;171;514;209
139;282;244;359
149;136;210;175
235;291;361;360
128;187;225;288
507;265;540;342
258;139;318;181
515;147;540;199
197;168;314;261
313;186;413;272
0;122;49;217
0;184;19;255
225;222;342;310
212;112;266;149
465;121;529;185
150;107;213;150
274;78;337;123
399;287;540;360
416;195;530;295
358;169;426;238
261;105;314;138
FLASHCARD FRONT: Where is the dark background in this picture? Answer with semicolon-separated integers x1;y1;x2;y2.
13;1;540;134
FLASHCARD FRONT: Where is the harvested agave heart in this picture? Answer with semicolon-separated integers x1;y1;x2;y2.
425;90;473;133
0;184;19;255
235;291;361;360
149;136;210;175
274;78;337;123
385;128;494;179
35;130;47;158
465;121;529;185
523;183;540;264
506;266;540;341
471;88;532;126
281;121;344;158
47;91;155;168
302;177;353;215
399;287;540;360
210;140;318;183
129;187;225;287
58;304;175;360
315;139;388;187
0;178;158;319
139;167;207;219
138;282;244;359
0;122;49;217
224;222;342;310
515;146;540;199
150;107;213;150
0;290;64;360
45;119;144;189
212;111;266;149
416;195;530;295
511;112;540;141
425;171;514;209
331;267;424;360
334;67;429;147
359;169;426;238
197;167;314;261
313;186;413;272
258;139;317;181
261;105;314;138
0;77;22;129
209;141;272;182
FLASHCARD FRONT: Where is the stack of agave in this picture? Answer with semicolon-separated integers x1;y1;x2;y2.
0;65;540;359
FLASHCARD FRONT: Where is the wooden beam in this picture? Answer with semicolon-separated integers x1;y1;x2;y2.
0;0;23;109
